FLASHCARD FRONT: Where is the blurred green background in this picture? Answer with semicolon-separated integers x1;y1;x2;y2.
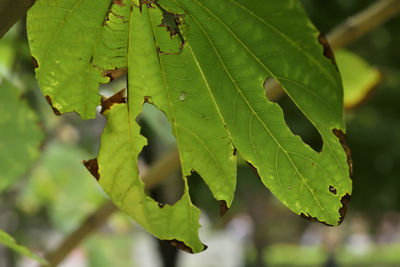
1;0;400;266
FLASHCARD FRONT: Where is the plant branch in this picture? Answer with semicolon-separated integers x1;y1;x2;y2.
266;0;400;100
42;1;400;265
44;148;180;267
327;0;400;50
0;0;35;38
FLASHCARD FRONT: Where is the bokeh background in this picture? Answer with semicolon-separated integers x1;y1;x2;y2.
1;0;400;266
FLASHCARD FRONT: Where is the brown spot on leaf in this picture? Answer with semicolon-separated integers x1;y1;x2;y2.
300;213;333;226
101;89;126;114
338;193;351;225
318;34;338;70
45;95;61;116
329;185;337;195
218;200;228;217
113;0;124;6
83;158;100;181
167;239;207;253
332;129;353;179
32;56;38;69
144;96;151;103
103;67;127;82
233;147;237;156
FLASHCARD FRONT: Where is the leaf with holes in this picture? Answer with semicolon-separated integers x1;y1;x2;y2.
27;0;352;252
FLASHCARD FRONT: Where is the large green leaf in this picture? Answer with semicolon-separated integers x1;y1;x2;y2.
0;77;43;192
0;229;47;265
27;0;352;252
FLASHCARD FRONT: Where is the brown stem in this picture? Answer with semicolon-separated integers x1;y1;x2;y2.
327;0;400;50
0;0;35;38
44;148;180;267
44;201;117;267
266;0;400;101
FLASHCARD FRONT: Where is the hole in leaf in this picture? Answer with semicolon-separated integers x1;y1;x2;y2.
187;171;223;218
100;89;126;114
264;76;284;101
329;185;337;195
266;77;323;152
137;103;183;205
99;73;127;98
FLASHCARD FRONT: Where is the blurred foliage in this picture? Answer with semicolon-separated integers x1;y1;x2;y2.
0;230;47;265
0;77;43;192
85;233;134;267
17;142;105;232
336;49;382;109
264;243;400;267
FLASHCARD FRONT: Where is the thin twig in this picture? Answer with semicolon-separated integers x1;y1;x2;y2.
44;201;117;267
43;1;400;265
0;0;35;38
265;0;400;100
327;0;400;50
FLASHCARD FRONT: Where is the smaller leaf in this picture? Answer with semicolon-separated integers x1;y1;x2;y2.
336;49;382;110
0;229;48;265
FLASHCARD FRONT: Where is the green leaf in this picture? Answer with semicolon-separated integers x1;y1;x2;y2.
0;229;48;265
0;77;44;192
335;49;382;110
27;0;352;252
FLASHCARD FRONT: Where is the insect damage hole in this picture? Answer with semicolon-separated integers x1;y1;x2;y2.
187;170;229;217
149;1;186;55
264;77;323;152
137;102;183;206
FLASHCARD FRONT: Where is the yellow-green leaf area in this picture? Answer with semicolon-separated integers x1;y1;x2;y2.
336;49;382;109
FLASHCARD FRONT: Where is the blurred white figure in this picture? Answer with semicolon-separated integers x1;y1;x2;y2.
346;215;372;255
177;213;253;267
